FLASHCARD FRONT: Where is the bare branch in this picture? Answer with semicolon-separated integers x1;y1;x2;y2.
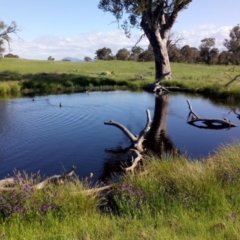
104;120;138;142
124;149;142;174
224;73;240;87
186;100;237;129
132;33;146;49
0;166;76;192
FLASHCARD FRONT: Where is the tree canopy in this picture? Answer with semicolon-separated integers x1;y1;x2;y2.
95;47;113;60
224;24;240;65
0;21;19;55
98;0;193;80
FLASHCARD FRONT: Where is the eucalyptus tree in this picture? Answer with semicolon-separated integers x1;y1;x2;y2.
116;48;130;60
199;38;219;65
95;47;113;60
0;21;19;56
224;25;240;65
98;0;192;80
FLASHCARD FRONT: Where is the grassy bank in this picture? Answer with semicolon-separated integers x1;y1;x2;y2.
0;142;240;239
0;58;240;99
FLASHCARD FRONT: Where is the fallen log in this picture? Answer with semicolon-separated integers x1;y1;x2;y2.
0;166;77;192
104;110;152;173
187;100;237;129
0;167;113;195
104;109;152;153
121;149;142;174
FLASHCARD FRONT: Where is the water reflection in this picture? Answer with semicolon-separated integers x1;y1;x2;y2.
100;94;178;181
0;91;240;180
145;95;178;156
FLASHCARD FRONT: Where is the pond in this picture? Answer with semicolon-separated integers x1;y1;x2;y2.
0;91;239;181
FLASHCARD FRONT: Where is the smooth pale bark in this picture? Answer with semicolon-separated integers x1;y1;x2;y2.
141;18;172;80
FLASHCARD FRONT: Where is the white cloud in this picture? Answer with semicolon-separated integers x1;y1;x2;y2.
7;25;233;60
178;24;232;50
9;30;149;60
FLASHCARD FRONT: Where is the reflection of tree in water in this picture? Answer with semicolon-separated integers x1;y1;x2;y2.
100;145;134;182
100;94;178;182
145;95;178;157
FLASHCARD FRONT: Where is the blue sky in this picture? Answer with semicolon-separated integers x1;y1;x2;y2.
1;0;240;60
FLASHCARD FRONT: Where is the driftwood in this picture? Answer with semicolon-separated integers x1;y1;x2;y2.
84;185;112;195
187;100;237;129
121;149;142;175
142;73;170;92
153;84;170;96
0;166;77;192
104;110;151;153
0;166;112;195
104;110;152;173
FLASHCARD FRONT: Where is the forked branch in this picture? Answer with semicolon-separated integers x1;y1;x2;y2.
104;110;152;153
187;100;237;129
104;110;152;173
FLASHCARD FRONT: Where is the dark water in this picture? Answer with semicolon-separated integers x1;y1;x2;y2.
0;91;239;180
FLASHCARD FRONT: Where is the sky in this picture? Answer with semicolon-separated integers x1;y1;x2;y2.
1;0;240;60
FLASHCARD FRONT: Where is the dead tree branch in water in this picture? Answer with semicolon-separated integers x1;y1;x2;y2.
104;110;151;153
104;110;152;173
121;149;142;175
187;100;237;129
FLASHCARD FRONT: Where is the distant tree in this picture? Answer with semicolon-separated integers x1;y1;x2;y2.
95;47;112;60
218;51;230;65
138;45;154;62
181;45;193;63
224;24;240;65
0;21;19;55
84;56;92;62
98;0;193;80
128;46;144;61
62;58;71;61
48;56;55;61
4;53;19;58
190;47;201;63
165;32;183;62
116;48;130;60
168;44;182;62
199;38;217;64
209;47;219;64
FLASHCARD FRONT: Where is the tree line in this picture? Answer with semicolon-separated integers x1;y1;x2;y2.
0;19;239;67
94;24;240;66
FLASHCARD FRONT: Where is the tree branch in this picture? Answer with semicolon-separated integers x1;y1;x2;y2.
186;100;237;128
224;73;240;87
104;120;138;143
0;166;77;192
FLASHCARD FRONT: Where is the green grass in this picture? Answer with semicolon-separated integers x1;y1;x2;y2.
1;142;240;239
1;58;240;98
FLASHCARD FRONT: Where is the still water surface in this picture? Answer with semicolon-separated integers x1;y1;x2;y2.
0;91;239;180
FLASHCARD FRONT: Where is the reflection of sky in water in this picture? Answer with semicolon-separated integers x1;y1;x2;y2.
0;91;239;179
